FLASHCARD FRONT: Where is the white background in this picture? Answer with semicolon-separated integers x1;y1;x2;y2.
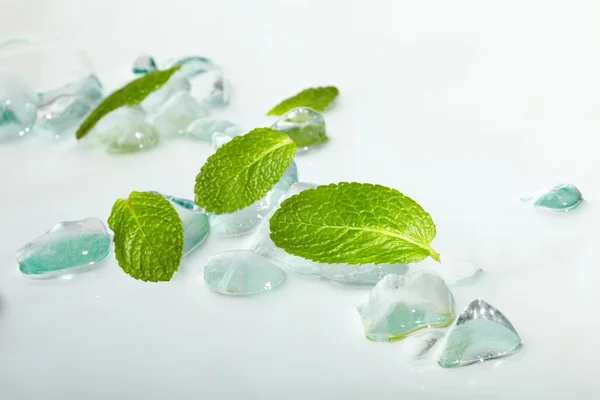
1;1;600;399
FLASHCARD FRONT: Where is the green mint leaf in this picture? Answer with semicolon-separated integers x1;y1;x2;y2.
76;66;181;139
108;191;184;282
194;128;296;214
267;86;339;116
269;182;440;265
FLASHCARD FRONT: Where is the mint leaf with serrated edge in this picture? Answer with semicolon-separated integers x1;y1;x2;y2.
195;128;296;213
108;191;184;282
76;66;181;139
267;86;339;116
269;182;440;265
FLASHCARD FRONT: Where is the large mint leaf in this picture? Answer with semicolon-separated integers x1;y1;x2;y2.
267;86;339;116
270;183;439;265
108;191;184;282
194;128;296;214
76;66;181;139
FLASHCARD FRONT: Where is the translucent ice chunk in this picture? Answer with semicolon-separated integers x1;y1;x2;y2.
151;91;209;137
37;74;103;104
168;56;216;78
132;54;157;74
420;259;484;286
190;70;229;107
187;118;241;141
148;191;199;211
36;74;104;139
209;161;298;237
357;272;456;342
140;77;191;113
203;250;286;295
211;131;241;151
16;217;111;277
270;107;327;152
171;201;209;256
437;299;522;368
521;184;583;211
90;107;159;153
0;70;36;140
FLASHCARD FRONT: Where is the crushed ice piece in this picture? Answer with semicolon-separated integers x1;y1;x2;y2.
357;271;456;342
36;74;103;139
270;107;327;152
16;217;111;277
521;184;583;211
90;106;159;153
0;70;36;140
187;118;240;141
203;250;286;295
132;54;158;74
151;91;209;137
437;299;522;368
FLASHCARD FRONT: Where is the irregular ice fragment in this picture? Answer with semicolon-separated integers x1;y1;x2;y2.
0;70;36;140
132;54;157;74
270;107;327;152
16;217;111;277
148;191;209;256
151;91;209;137
90;106;159;153
187;118;240;141
522;184;583;211
437;299;522;368
36;74;103;139
140;76;191;113
168;56;216;78
357;272;455;342
203;250;286;295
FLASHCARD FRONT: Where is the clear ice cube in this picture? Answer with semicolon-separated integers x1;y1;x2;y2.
420;259;484;286
437;299;522;368
132;54;157;74
203;250;286;295
148;191;209;256
521;184;583;211
357;272;456;342
36;74;104;139
270;107;327;152
90;106;159;153
0;70;36;140
189;70;229;107
140;77;191;113
16;217;111;277
209;161;298;237
151;91;209;137
168;56;216;78
186;118;240;141
148;191;199;211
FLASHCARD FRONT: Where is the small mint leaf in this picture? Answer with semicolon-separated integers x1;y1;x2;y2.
267;86;339;116
194;128;296;214
108;191;184;282
269;182;439;265
76;66;181;139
